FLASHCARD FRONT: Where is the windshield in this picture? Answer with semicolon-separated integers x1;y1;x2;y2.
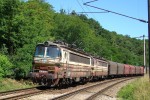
34;45;61;59
34;45;45;57
46;46;61;59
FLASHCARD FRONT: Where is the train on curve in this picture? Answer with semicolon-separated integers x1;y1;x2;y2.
30;41;144;86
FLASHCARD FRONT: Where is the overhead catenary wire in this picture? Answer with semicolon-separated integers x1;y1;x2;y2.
81;0;99;19
76;0;86;13
133;36;148;39
84;0;98;4
83;0;148;23
78;11;108;13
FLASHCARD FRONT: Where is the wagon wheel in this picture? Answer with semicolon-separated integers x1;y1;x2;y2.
51;78;60;87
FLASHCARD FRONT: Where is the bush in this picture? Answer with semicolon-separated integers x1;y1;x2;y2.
0;54;13;77
117;75;150;100
117;83;136;100
12;44;35;79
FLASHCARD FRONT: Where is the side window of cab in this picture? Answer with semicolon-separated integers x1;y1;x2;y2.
63;50;68;63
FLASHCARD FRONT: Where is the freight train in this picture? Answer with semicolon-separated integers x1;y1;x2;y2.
30;41;144;86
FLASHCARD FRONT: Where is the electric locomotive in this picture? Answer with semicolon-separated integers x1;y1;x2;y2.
30;41;107;86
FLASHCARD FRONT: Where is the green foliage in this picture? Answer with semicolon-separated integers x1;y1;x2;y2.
53;13;91;45
0;78;35;92
0;44;8;55
118;75;150;100
11;44;34;78
0;0;21;54
118;82;135;100
18;0;55;44
0;54;13;77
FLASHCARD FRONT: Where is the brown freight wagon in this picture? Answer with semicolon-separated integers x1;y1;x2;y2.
135;67;141;75
124;64;130;75
130;65;135;75
117;63;124;75
108;61;118;76
140;67;144;75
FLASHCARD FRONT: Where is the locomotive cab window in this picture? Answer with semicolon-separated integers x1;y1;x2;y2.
34;45;61;59
46;46;61;59
91;58;94;66
34;45;45;57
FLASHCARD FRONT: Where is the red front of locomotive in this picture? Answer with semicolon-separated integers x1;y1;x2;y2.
31;64;61;85
30;41;63;86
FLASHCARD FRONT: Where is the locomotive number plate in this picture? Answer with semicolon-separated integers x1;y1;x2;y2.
39;70;47;73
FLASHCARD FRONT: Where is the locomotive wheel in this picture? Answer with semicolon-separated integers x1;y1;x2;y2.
40;77;47;85
51;78;60;87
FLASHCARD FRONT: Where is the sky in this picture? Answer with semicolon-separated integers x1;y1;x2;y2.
46;0;148;38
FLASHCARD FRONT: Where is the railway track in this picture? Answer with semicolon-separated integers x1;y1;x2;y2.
0;86;49;100
50;77;136;100
85;78;132;100
0;77;139;100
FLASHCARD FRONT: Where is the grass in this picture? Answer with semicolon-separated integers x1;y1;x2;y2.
0;78;35;92
117;75;150;100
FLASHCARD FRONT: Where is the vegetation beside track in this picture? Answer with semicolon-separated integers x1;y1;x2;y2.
117;75;150;100
0;78;35;92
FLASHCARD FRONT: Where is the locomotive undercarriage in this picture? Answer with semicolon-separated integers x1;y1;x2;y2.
31;62;107;86
31;70;93;87
31;67;109;86
30;68;58;86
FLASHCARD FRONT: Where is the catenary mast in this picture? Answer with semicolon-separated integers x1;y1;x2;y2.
148;0;150;80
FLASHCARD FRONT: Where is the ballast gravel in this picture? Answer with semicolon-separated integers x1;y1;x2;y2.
21;78;136;100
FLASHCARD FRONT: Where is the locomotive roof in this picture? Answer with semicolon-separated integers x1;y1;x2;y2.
37;41;107;61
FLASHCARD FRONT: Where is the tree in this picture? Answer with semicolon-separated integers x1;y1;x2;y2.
0;0;21;55
0;54;13;78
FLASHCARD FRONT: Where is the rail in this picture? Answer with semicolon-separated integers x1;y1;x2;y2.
50;77;134;100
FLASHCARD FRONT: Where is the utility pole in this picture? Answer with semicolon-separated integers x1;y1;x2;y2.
148;0;150;80
143;35;147;73
134;35;147;73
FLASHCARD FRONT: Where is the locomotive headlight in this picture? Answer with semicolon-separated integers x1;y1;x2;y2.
44;41;53;46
